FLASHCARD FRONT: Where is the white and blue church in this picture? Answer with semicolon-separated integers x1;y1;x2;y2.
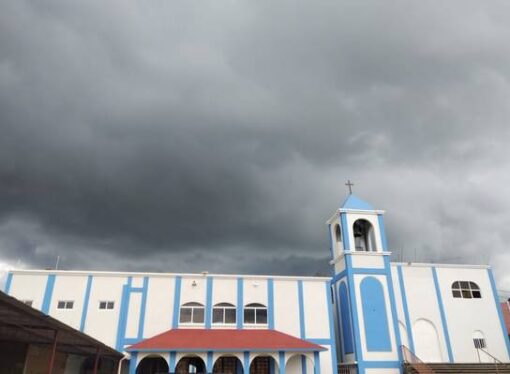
4;193;510;374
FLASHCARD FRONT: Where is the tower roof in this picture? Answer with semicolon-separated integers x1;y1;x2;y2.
341;194;374;210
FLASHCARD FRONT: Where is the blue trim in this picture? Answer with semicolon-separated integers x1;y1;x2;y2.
172;276;182;329
313;351;321;374
130;348;325;353
333;282;344;362
488;268;510;357
377;214;388;251
116;276;133;351
138;276;149;338
431;267;453;362
80;275;93;332
307;338;332;345
397;266;414;352
332;264;387;282
298;280;306;338
205;277;213;329
237;278;244;329
4;272;13;294
244;351;250;373
268;278;275;329
340;213;350;251
169;351;177;372
279;351;285;374
129;352;138;374
362;360;401;368
345;255;363;361
341;194;374;210
325;282;338;374
41;274;56;314
123;338;142;345
301;356;307;374
384;258;403;366
207;351;214;373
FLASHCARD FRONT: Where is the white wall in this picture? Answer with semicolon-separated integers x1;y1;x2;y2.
274;280;300;336
49;275;88;329
144;276;175;337
7;273;47;310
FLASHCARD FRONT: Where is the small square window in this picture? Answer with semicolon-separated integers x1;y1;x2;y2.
472;291;481;299
57;301;66;309
452;290;461;298
99;301;107;309
107;301;114;309
462;290;472;299
57;301;74;310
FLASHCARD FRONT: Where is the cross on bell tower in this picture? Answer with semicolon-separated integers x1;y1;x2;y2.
345;180;354;194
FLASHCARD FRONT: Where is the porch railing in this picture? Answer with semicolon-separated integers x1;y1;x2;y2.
401;345;435;374
337;363;357;374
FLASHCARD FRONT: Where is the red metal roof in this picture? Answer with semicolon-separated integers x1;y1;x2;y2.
501;302;510;334
127;329;326;352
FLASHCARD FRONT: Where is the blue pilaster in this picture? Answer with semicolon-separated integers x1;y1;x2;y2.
4;272;13;294
237;277;244;329
205;277;213;329
268;278;275;329
172;276;182;329
41;274;56;314
80;275;93;332
432;267;453;362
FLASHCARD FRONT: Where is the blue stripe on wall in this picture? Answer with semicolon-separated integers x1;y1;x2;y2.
339;282;354;354
384;258;403;365
325;282;338;374
41;274;56;314
360;277;392;351
172;276;182;329
487;268;510;357
116;276;132;351
397;266;415;352
279;351;285;374
345;255;363;361
4;272;13;294
431;267;453;362
138;276;149;338
169;351;177;372
205;277;213;329
298;280;306;338
80;275;93;332
207;351;213;373
333;281;344;362
237;278;243;329
340;213;350;251
268;278;275;329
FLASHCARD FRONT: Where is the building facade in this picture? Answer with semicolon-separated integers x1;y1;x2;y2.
4;194;510;374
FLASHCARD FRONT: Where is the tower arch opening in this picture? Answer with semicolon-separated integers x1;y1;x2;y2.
353;219;376;252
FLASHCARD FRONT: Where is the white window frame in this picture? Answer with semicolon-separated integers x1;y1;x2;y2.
243;303;268;325
179;302;205;324
212;303;236;325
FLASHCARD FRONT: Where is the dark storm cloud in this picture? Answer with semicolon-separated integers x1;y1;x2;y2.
2;0;510;288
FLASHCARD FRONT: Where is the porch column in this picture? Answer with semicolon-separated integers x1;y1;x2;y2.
207;351;214;374
313;352;321;374
279;352;285;374
92;348;101;374
47;330;58;374
169;351;177;374
243;351;250;374
129;352;138;374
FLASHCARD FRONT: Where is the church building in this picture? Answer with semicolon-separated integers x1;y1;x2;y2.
4;193;510;374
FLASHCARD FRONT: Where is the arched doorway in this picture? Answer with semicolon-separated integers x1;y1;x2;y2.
80;356;116;374
137;356;169;374
175;356;206;374
285;354;313;374
413;319;443;362
213;356;243;374
249;356;278;374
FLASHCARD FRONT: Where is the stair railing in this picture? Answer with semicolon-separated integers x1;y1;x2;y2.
401;345;435;374
477;347;502;374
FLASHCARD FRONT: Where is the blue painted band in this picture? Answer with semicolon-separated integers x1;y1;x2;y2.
138;276;149;338
172;276;182;329
397;266;415;352
333;281;344;362
237;278;244;329
325;282;338;374
332;264;389;283
345;255;363;361
116;276;133;351
41;274;56;314
205;277;213;329
244;351;250;374
4;272;13;294
384;258;403;364
360;277;392;351
431;267;453;362
268;279;275;329
298;280;306;339
80;275;93;332
487;268;510;357
307;338;332;345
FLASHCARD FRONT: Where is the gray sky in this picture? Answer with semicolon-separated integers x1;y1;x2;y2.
1;0;510;294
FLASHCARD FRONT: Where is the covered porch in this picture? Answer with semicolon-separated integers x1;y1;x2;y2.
127;329;325;374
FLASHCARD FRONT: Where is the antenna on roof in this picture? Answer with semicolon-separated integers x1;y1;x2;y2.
55;256;60;270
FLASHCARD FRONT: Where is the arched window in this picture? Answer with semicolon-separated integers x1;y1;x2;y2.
334;224;342;243
353;219;376;252
244;303;267;324
213;302;236;324
180;302;205;323
452;281;481;299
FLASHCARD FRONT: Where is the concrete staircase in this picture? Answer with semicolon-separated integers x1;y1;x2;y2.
405;362;510;373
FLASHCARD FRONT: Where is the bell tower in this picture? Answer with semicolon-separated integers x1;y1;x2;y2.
328;184;403;373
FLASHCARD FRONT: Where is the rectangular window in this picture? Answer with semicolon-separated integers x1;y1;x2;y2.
224;308;236;324
473;338;486;349
57;301;74;310
213;308;223;323
180;308;192;323
256;308;268;324
244;309;255;324
99;301;115;310
193;308;205;323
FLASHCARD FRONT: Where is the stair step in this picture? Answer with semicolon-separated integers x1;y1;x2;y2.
405;362;510;374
